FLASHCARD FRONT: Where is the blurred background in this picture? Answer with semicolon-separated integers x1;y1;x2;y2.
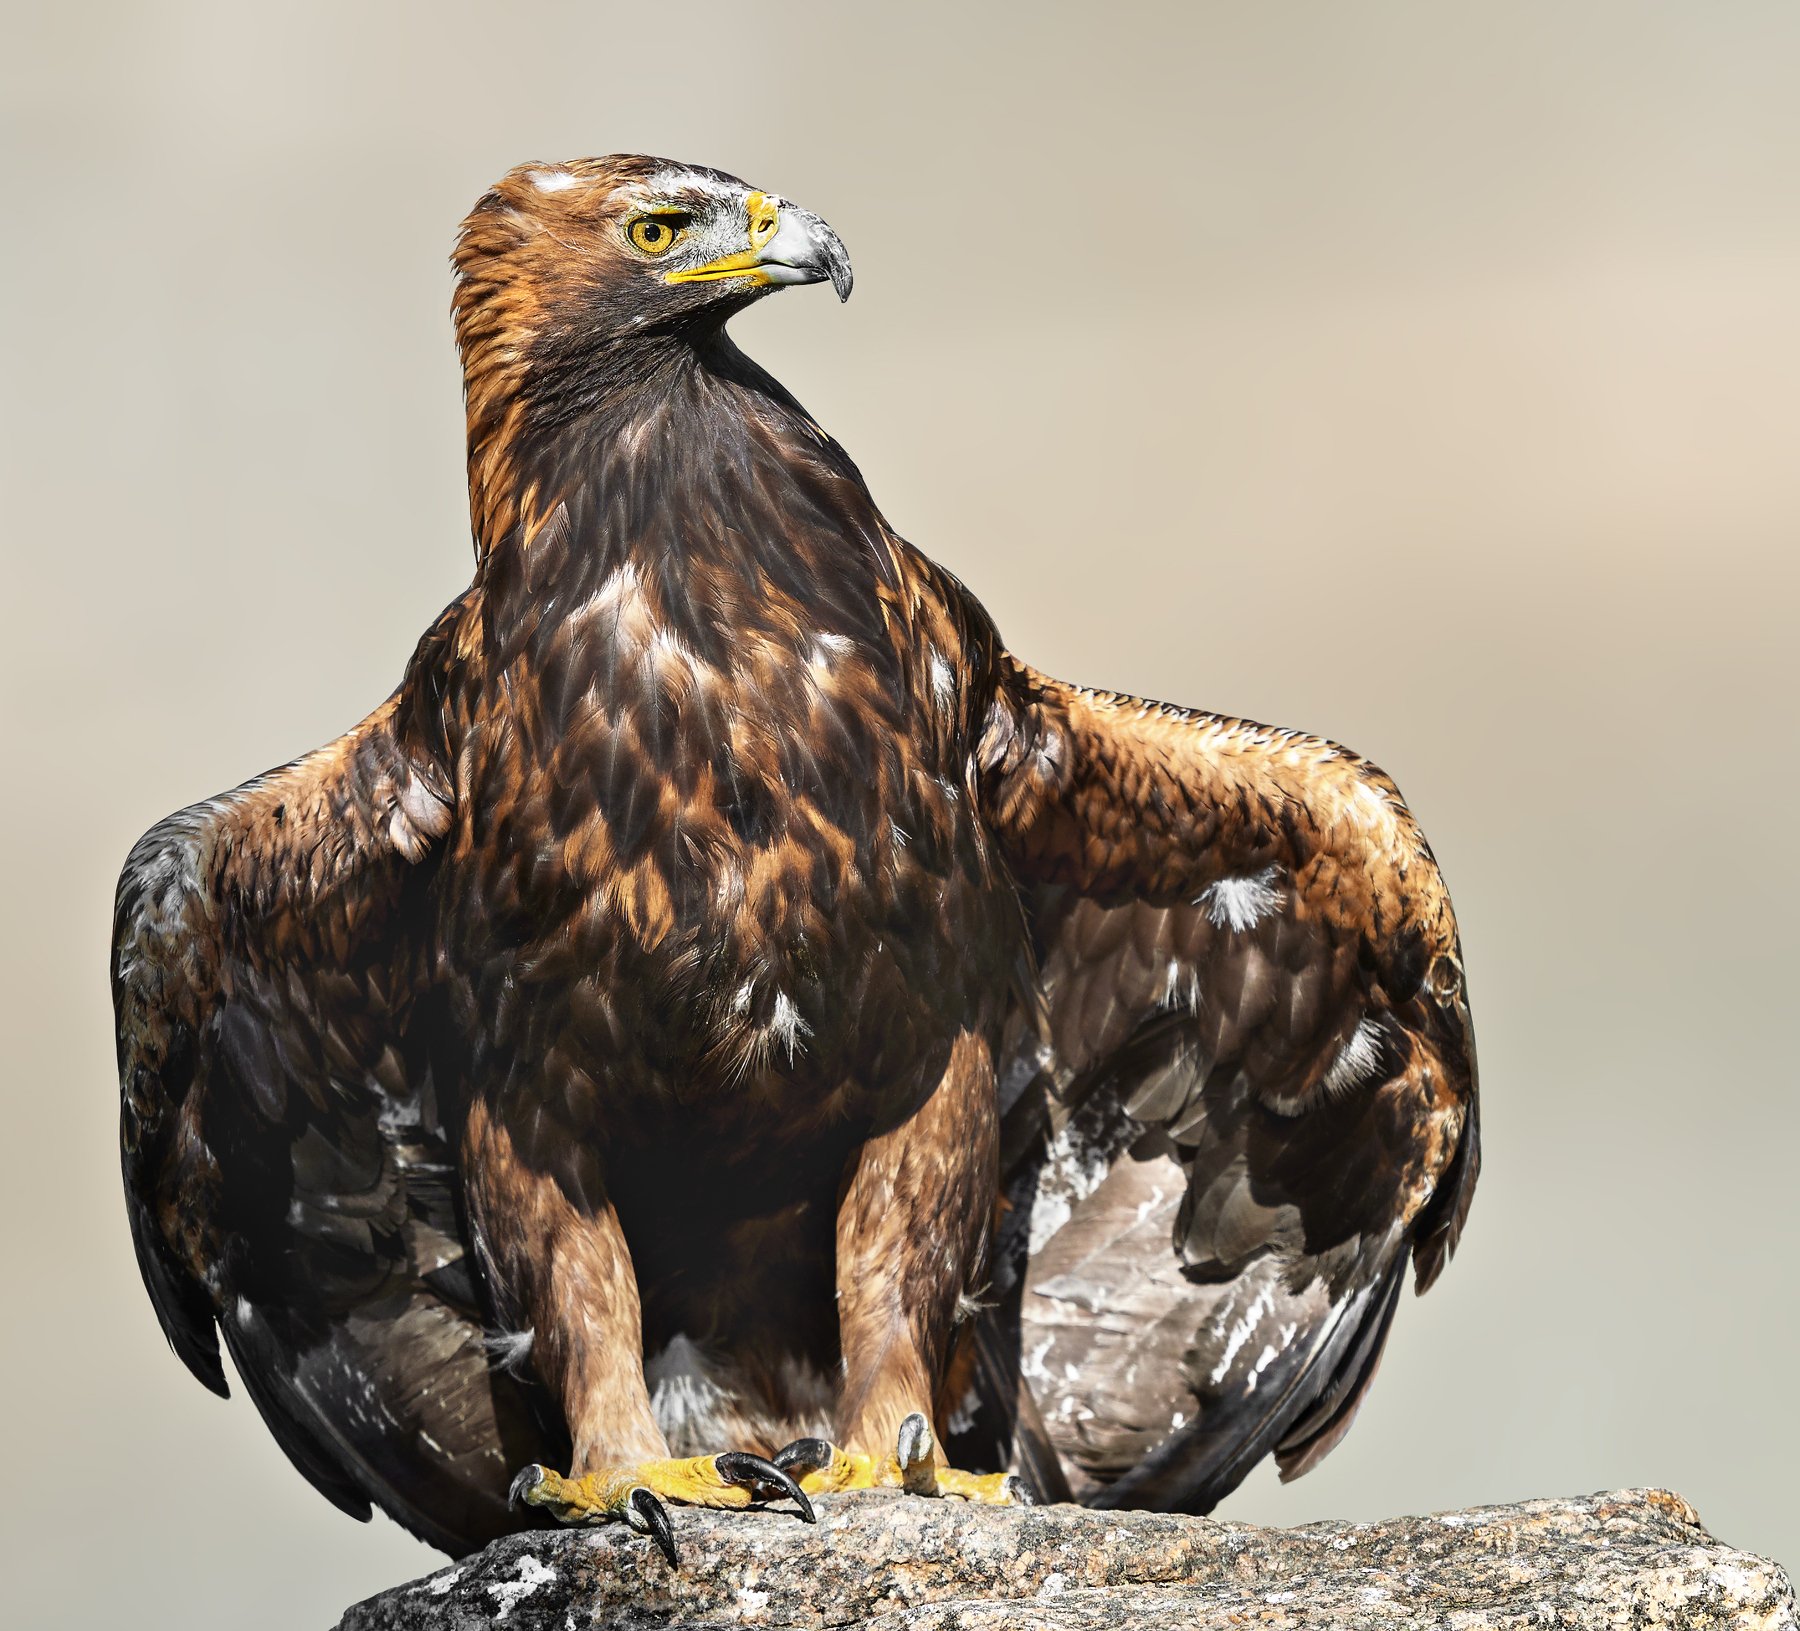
3;2;1796;1624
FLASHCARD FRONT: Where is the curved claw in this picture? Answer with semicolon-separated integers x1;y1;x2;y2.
715;1451;817;1524
508;1464;547;1510
896;1413;933;1468
896;1412;936;1495
626;1486;679;1568
772;1436;835;1477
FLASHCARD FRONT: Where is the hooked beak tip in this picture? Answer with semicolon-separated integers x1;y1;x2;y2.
788;202;851;301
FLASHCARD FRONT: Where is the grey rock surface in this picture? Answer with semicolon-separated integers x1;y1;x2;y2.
337;1487;1794;1629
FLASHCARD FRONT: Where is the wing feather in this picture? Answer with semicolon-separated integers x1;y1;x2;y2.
973;660;1479;1512
113;602;557;1555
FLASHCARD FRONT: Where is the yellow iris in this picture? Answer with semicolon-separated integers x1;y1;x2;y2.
628;216;685;255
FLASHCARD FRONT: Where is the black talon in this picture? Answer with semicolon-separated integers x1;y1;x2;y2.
507;1464;546;1509
896;1412;933;1468
629;1486;679;1569
717;1450;817;1524
773;1437;833;1476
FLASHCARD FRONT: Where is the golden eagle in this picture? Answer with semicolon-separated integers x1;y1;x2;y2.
114;156;1479;1566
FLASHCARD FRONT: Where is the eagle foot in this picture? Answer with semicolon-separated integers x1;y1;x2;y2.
508;1451;814;1567
774;1412;1031;1505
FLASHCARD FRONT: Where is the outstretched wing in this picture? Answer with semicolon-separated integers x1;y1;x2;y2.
114;610;556;1555
967;660;1479;1512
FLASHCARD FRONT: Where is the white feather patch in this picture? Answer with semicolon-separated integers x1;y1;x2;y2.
769;991;811;1059
1159;958;1201;1013
1025;1117;1116;1257
1322;1018;1385;1098
646;1335;730;1454
1208;1278;1277;1384
482;1327;535;1377
1197;866;1283;932
928;649;955;711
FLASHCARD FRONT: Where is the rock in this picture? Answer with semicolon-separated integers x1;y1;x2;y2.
337;1487;1794;1630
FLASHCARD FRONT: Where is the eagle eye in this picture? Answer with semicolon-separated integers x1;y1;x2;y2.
628;214;689;255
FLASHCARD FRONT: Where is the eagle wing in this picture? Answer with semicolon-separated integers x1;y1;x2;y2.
113;606;552;1555
967;660;1479;1512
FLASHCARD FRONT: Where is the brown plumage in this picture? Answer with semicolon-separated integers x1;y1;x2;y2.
114;154;1478;1559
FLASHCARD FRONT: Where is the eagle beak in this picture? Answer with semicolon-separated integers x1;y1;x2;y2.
666;193;853;302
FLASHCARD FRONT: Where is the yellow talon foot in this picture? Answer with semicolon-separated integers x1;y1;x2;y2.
934;1465;1031;1503
508;1451;813;1567
774;1413;1031;1506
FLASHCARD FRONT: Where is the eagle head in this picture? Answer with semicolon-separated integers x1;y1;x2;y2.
451;155;851;549
453;155;850;360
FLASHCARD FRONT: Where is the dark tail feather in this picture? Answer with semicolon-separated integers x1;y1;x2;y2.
1087;1256;1408;1514
1274;1259;1406;1481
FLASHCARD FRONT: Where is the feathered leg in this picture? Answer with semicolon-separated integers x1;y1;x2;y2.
463;1102;813;1566
802;1035;1024;1506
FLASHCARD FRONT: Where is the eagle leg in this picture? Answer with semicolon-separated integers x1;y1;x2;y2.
508;1451;814;1566
774;1413;1030;1506
466;1108;820;1563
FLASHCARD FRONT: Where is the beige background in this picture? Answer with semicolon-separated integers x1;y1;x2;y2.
3;2;1797;1623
